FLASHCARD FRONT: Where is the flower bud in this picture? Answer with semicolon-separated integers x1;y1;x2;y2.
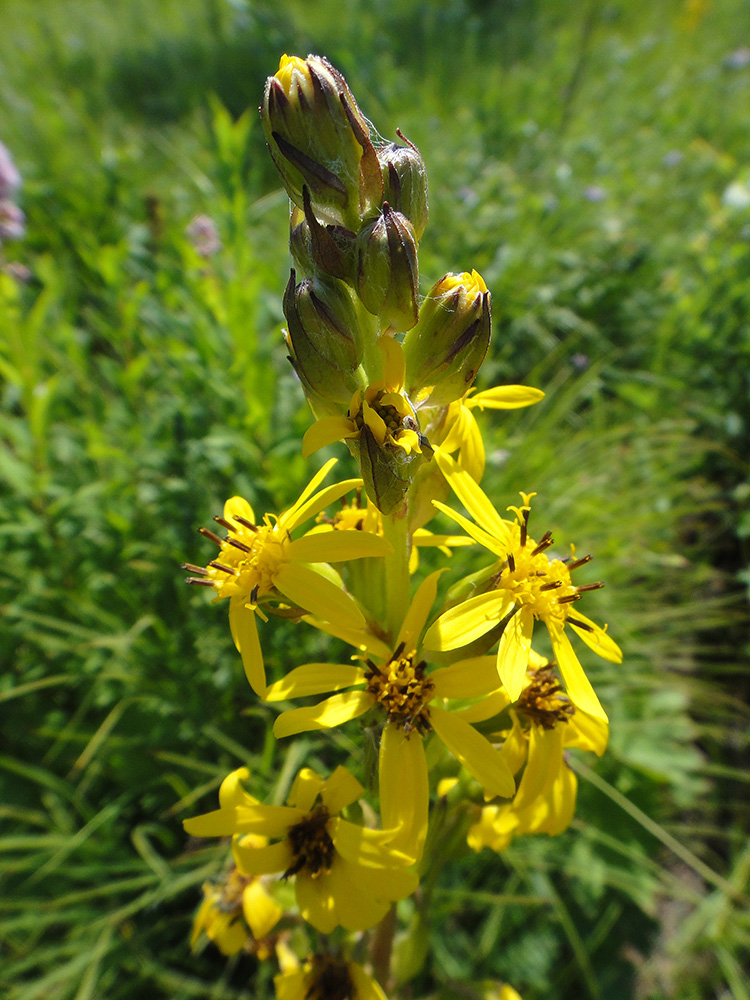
402;270;491;407
289;189;357;283
355;203;419;331
283;269;364;416
378;134;428;240
262;55;382;230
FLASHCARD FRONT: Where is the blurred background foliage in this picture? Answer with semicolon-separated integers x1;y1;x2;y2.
1;0;749;997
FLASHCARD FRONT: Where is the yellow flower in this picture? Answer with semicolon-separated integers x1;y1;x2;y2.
302;336;423;459
183;766;417;934
430;384;545;482
190;857;283;959
275;955;388;1000
423;455;622;721
465;659;608;851
302;337;430;513
184;458;392;695
266;571;516;862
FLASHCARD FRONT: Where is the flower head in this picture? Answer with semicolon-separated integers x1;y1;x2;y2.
465;658;608;850
302;338;430;514
184;766;417;934
184;459;391;694
423;456;622;721
267;571;516;861
275;955;388;1000
190;854;283;958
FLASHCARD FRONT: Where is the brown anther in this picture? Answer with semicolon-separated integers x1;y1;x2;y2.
531;532;554;556
213;516;235;532
567;616;594;632
507;552;516;573
233;516;258;531
576;582;604;593
199;527;224;546
567;554;592;571
181;563;208;575
557;593;582;604
520;509;529;547
227;537;252;554
250;584;260;604
391;641;406;661
539;581;562;591
186;578;216;587
209;560;236;575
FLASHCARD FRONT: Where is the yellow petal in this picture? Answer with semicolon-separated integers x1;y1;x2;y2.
302;416;358;459
396;569;445;649
467;385;545;410
548;622;608;723
379;724;429;862
224;495;256;527
350;859;419;900
274;970;306;1000
287;529;392;562
325;859;389;930
229;597;265;696
423;591;513;651
378;334;406;391
219;767;255;809
321;765;364;815
499;713;529;775
282;477;363;532
184;803;298;838
233;839;294;877
273;562;365;628
512;724;563;812
301;615;393;660
265;663;366;702
350;963;389;1000
496;606;534;702
273;690;372;738
458;690;513;724
566;709;609;757
429;705;515;798
567;611;623;663
413;530;474;549
362;399;387;444
457;408;485;481
287;768;325;811
433;450;513;544
331;818;413;867
430;656;503;699
432;499;508;556
295;871;337;933
242;880;283;939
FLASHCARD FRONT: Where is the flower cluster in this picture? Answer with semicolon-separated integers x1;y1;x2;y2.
0;141;25;254
182;54;621;1000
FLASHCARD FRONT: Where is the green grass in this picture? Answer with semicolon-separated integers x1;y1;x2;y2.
1;1;749;997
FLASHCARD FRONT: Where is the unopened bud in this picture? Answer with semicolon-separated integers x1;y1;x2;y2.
289;189;357;282
262;55;382;230
403;270;491;406
355;203;419;331
283;269;364;416
378;134;428;240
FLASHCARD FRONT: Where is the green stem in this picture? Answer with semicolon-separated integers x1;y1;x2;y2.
369;902;397;990
381;510;411;640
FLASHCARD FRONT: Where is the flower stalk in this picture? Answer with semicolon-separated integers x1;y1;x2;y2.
182;52;619;1000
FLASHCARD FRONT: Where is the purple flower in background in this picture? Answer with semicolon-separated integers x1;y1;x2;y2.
724;47;750;70
186;214;222;258
0;200;25;243
663;150;684;167
584;185;607;203
0;141;21;200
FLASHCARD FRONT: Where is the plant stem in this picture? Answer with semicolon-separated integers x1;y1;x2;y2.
369;902;397;990
381;509;411;640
